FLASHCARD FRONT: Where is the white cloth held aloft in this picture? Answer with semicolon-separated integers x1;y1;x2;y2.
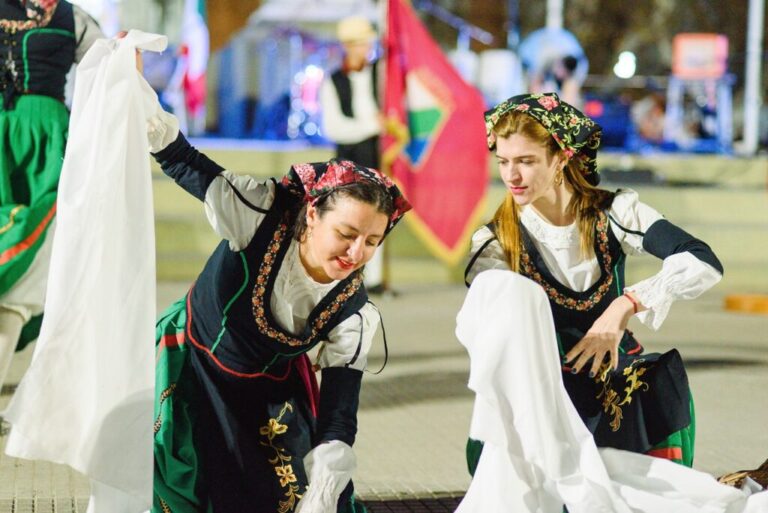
3;30;168;512
456;270;766;513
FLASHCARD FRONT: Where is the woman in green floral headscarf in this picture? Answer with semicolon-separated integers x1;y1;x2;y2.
464;93;724;474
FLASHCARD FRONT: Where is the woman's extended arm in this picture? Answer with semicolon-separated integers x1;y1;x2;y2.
566;189;722;374
149;116;276;251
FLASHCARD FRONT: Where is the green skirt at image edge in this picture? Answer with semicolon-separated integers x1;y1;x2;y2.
1;95;67;345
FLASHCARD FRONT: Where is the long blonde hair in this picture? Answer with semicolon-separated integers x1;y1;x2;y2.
491;112;614;272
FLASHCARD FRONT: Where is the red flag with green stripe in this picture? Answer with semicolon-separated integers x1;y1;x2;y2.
382;0;488;265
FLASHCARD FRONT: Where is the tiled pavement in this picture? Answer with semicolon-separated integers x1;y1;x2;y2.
1;281;766;512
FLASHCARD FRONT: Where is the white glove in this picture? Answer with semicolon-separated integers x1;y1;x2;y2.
146;109;180;153
295;440;356;513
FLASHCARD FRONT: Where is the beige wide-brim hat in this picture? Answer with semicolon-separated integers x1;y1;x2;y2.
337;16;377;44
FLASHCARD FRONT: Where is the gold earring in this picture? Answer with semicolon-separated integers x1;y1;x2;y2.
555;168;564;186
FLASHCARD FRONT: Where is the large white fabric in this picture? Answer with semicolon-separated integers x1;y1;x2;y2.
3;31;168;512
456;270;767;513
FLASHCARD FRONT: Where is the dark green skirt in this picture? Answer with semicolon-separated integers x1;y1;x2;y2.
0;95;67;346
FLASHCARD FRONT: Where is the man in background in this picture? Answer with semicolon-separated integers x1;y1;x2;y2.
320;15;388;294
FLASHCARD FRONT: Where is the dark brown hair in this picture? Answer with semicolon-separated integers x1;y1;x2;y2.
292;180;395;242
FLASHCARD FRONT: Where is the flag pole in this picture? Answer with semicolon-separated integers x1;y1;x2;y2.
379;0;392;292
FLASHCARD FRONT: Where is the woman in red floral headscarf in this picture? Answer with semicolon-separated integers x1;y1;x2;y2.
464;93;724;475
145;100;410;512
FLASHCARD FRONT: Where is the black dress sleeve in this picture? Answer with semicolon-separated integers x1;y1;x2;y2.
152;132;224;201
316;367;363;446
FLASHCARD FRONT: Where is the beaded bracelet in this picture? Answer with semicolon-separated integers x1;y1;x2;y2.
623;292;639;314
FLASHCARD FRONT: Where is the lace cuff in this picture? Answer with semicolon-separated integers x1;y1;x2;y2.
625;252;722;330
295;441;356;513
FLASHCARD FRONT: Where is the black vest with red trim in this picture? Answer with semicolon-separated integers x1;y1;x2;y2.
186;182;369;379
0;0;76;107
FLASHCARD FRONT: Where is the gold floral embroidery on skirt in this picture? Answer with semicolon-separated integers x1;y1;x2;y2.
154;383;177;434
259;402;303;513
596;359;651;432
158;497;172;513
0;205;24;235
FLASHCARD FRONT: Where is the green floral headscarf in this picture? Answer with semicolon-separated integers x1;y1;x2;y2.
484;93;602;185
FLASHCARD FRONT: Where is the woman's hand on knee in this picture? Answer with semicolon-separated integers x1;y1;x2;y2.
564;331;619;377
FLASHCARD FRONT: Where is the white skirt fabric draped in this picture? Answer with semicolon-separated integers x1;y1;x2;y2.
455;270;767;513
2;31;168;512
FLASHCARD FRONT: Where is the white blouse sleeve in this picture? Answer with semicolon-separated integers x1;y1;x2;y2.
297;304;380;510
317;302;380;372
465;226;510;285
626;253;721;330
73;5;104;63
203;173;276;251
147;109;180;154
296;441;356;513
609;189;722;330
608;188;664;256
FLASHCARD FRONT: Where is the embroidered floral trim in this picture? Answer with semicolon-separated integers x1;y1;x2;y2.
251;215;363;347
520;211;613;311
259;402;303;513
153;383;177;434
0;0;59;33
596;359;651;432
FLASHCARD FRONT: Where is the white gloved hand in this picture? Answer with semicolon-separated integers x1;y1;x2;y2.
146;109;180;154
295;440;356;513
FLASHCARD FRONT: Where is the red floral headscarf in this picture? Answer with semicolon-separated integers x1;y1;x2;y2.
281;159;412;235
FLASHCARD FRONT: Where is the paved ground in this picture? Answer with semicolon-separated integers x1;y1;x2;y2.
1;279;767;511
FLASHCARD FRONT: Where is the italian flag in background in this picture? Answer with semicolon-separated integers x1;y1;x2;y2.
382;0;488;266
181;0;209;117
